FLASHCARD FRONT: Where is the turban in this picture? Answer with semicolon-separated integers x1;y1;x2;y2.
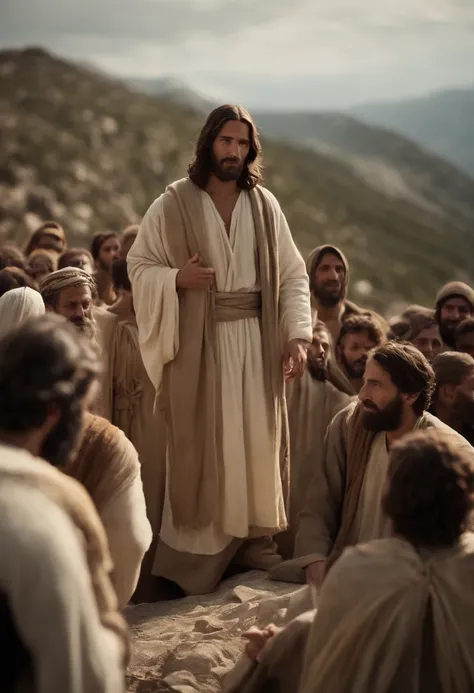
40;267;97;304
306;244;350;299
435;282;474;312
0;287;45;336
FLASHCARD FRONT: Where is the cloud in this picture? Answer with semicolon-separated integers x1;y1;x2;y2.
1;0;473;108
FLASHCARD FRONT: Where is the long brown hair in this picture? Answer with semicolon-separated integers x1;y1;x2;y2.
188;105;263;190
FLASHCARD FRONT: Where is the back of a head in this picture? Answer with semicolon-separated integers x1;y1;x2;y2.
371;341;435;415
0;245;27;271
456;318;474;342
384;429;474;548
432;351;474;389
388;310;436;343
120;225;139;259
0;287;45;337
0;314;100;439
58;248;94;271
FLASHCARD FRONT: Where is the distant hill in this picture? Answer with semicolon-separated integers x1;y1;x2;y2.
254;111;474;223
1;47;473;316
351;88;474;176
128;76;214;113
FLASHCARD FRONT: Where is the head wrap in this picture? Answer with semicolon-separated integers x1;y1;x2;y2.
40;267;97;305
306;245;349;299
0;287;45;336
388;308;437;342
435;282;474;312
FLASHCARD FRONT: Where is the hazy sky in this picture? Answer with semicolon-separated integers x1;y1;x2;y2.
2;0;474;109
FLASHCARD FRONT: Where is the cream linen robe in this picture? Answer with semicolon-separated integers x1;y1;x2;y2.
128;188;312;556
0;445;124;693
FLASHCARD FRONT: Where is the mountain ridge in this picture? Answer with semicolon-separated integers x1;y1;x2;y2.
1;47;473;316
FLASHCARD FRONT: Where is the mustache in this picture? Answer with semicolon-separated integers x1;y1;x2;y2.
220;157;241;165
361;398;379;411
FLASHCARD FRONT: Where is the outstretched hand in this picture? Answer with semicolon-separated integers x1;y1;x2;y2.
283;338;309;381
176;253;215;290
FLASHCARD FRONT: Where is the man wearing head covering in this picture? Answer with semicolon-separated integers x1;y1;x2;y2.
0;315;128;693
40;269;152;605
431;351;474;446
435;281;474;349
293;342;474;589
0;287;45;336
40;267;113;416
388;308;443;362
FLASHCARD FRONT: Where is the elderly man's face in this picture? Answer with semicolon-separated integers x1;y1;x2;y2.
53;285;94;337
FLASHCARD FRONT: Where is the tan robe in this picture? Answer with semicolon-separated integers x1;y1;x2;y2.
67;413;152;607
278;372;352;559
299;535;474;693
128;185;312;593
0;443;128;693
294;402;474;568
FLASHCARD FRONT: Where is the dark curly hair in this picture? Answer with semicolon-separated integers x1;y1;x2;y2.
188;105;263;190
383;429;474;548
0;314;100;464
370;341;435;416
336;314;386;349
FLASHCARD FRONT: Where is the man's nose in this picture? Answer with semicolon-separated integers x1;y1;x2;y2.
73;306;85;318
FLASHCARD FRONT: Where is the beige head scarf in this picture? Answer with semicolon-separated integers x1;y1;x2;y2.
40;267;97;305
435;282;474;312
0;287;45;336
306;245;350;300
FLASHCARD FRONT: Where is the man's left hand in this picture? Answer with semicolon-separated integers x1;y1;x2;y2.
283;339;309;381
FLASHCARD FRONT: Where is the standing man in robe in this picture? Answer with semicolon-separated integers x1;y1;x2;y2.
128;104;312;595
435;281;474;349
294;341;474;588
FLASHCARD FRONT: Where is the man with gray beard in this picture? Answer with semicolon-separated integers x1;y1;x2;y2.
40;268;110;416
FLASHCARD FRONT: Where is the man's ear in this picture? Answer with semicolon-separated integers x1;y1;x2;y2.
42;404;61;437
45;304;55;314
402;392;418;407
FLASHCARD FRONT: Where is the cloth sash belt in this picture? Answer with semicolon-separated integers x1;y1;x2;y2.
215;291;262;323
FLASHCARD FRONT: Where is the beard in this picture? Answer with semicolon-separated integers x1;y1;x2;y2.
307;357;328;381
361;393;404;432
211;154;244;182
40;403;83;468
340;352;368;380
439;321;459;349
313;281;344;308
69;315;97;341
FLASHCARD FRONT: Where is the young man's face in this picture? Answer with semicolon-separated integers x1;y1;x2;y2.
312;252;345;307
97;237;120;272
411;326;443;363
338;330;376;380
307;327;330;380
69;253;94;276
212;120;250;182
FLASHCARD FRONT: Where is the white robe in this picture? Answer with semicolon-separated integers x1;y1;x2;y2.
128;188;312;556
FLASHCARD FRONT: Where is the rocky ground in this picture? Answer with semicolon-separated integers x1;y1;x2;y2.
125;571;301;693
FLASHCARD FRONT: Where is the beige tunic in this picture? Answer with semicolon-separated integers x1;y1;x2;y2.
0;451;124;693
129;188;312;558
